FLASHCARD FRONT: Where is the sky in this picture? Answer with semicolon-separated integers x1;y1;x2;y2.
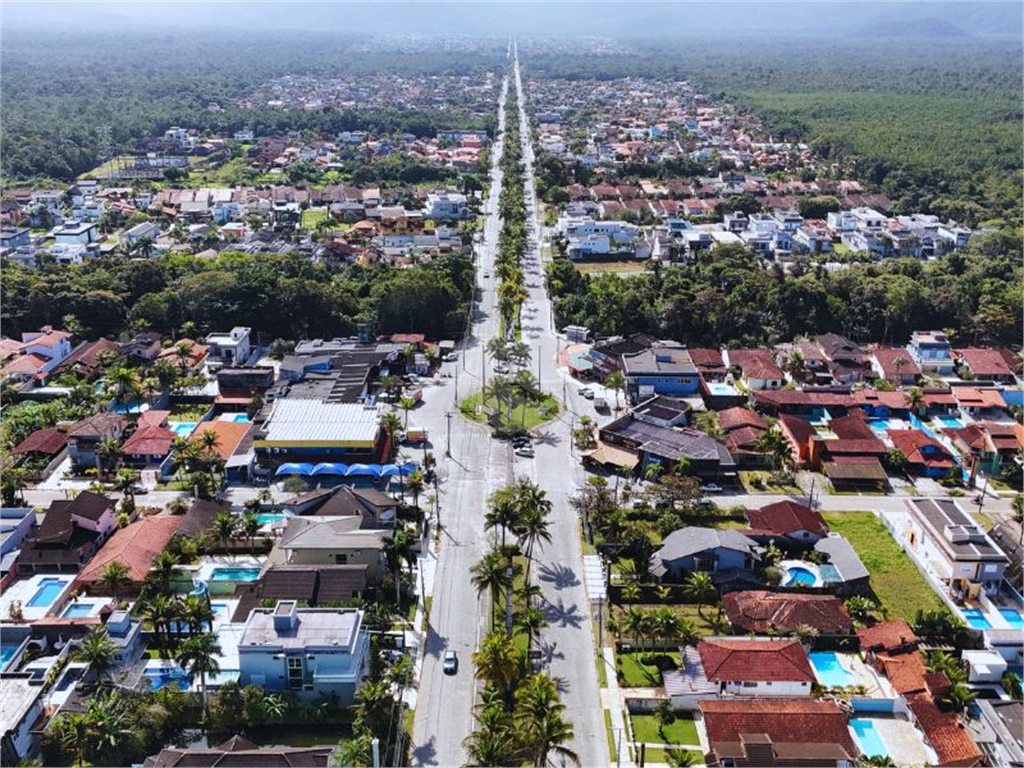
2;0;1020;37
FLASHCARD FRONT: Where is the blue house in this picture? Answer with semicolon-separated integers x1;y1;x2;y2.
907;330;954;376
238;601;370;703
621;344;700;401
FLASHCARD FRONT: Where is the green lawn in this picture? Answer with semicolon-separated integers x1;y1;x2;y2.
604;710;618;760
738;471;801;494
301;207;331;229
167;404;211;421
574;260;647;275
630;713;699;745
644;747;705;765
459;392;560;432
823;512;948;621
617;650;680;687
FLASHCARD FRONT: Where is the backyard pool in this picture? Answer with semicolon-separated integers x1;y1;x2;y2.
962;608;992;629
850;719;889;759
27;577;71;608
998;608;1024;629
809;652;857;688
143;666;191;691
1;643;18;670
61;602;98;619
219;413;251;423
210;567;261;582
256;513;286;526
934;415;964;430
168;422;198;438
779;560;823;588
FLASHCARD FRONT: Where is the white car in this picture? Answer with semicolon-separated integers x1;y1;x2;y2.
515;446;535;458
699;483;724;494
443;650;459;674
442;352;458;362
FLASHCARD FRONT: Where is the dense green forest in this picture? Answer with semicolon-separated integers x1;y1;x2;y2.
0;31;504;182
0;251;476;343
525;37;1024;222
545;232;1023;349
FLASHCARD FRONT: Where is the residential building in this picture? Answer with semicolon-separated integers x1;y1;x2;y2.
0;508;36;589
231;564;370;622
10;427;69;465
650;527;760;578
75;516;183;595
237;601;370;702
698;638;815;697
17;492;117;574
815;333;867;383
599;411;736;479
744;500;829;544
689;348;727;381
908;331;955;376
954;348;1016;384
282;485;397;526
887;430;957;478
966;700;1023;768
205;326;252;366
424;191;469;220
50;338;120;380
1;674;45;765
621;344;700;400
121;423;177;468
721;591;853;636
0;227;30;248
144;736;334;768
871;347;921;386
700;699;858;767
725;349;785;390
66;413;127;471
104;609;145;665
124;221;160;245
53;221;99;245
952;387;1006;418
813;535;872;595
897;498;1009;596
120;332;162;362
278;516;390;581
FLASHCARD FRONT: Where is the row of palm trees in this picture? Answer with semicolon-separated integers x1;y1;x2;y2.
494;81;530;335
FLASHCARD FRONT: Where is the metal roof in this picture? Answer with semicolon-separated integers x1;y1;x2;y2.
261;400;381;445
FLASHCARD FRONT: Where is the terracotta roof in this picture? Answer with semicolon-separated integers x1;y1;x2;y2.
57;338;120;375
750;389;855;409
953;388;1005;409
189;420;251;460
946;425;994;454
722;425;768;453
158;339;209;368
1;352;48;376
23;330;71;348
822;437;888;455
697;638;815;683
138;410;170;428
700;699;857;758
11;427;69;455
888;430;956;469
980;420;1024;452
822;458;888;481
852;389;909;409
779;413;815;445
717;407;768;432
728;349;785;381
0;338;24;361
905;692;983;767
829;411;877;440
77;516;183;586
722;591;853;634
745;500;828;537
68;412;127;439
872;347;921;377
955;348;1014;378
121;424;177;457
857;619;918;653
876;650;930;694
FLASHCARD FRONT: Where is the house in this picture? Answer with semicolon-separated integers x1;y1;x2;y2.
888;430;957;478
952;387;1006;418
621;344;700;400
725;349;785;390
698;638;815;696
908;330;954;376
102;608;145;665
1;674;45;765
813;536;871;594
871;347;921;386
237;601;370;702
10;427;69;464
188;419;251;463
120;332;163;362
0;227;30;248
120;423;177;468
254;400;385;468
424;191;469;220
721;591;853;635
947;424;1003;478
76;516;183;594
700;699;858;768
954;348;1016;384
650;527;760;578
0;508;36;589
282;485;397;526
744;500;828;544
16;492;117;574
716;407;769;462
50;338;120;380
205;327;252;366
53;221;99;245
689;348;727;381
599;411;736;479
777;414;816;467
124;221;160;245
278;516;390;581
897;498;1009;596
966;700;1023;768
144;735;334;768
231;564;370;622
815;333;868;383
158;338;208;370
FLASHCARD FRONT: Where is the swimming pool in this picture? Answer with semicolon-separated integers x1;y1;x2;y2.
256;513;286;526
210;567;261;582
168;421;198;438
809;651;857;688
934;415;964;429
27;577;70;607
850;719;889;759
218;413;251;423
962;608;992;629
0;643;18;670
143;666;191;691
61;602;97;619
867;418;890;433
998;608;1024;629
785;567;817;586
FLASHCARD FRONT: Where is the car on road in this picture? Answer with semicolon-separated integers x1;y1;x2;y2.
442;352;458;362
443;650;458;674
494;362;510;374
512;435;532;448
699;483;724;493
483;271;491;278
581;388;596;400
514;446;535;458
132;485;149;495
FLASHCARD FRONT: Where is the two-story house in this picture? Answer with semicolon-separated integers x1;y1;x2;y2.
278;517;390;583
424;191;469;220
743;500;829;545
887;430;957;478
205;327;252;366
907;330;954;376
16;491;117;574
238;601;370;703
621;344;700;401
66;413;127;472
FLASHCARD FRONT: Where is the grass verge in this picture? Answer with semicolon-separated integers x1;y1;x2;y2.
630;713;699;745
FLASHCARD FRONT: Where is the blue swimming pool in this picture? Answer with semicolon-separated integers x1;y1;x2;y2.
962;608;992;629
1;643;18;670
850;719;889;759
934;415;964;429
143;667;190;691
256;513;286;526
809;652;857;688
168;421;198;438
867;418;890;432
784;566;818;587
210;567;261;582
219;413;251;423
27;577;69;607
998;608;1024;629
61;602;96;619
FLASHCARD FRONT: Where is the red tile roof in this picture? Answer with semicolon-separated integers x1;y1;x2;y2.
888;430;956;468
68;412;127;439
1;352;49;376
728;349;785;381
822;437;888;455
689;348;725;373
852;389;910;409
829;411;877;440
953;388;1005;409
745;500;828;537
872;347;921;377
700;699;857;758
697;638;815;683
722;591;853;634
77;515;183;586
12;427;69;455
857;619;918;653
955;348;1014;378
779;413;815;445
722;425;768;453
905;692;983;767
718;407;768;432
56;338;120;376
137;410;170;428
121;424;177;457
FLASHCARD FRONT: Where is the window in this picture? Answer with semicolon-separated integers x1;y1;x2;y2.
983;564;999;574
742;681;757;688
334;554;348;565
287;655;303;688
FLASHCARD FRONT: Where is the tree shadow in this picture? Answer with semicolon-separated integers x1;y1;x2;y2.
422;619;448;659
543;597;583;628
410;737;438;767
538;562;581;590
531;429;561;447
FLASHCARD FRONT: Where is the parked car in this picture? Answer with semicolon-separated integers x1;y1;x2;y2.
443;650;458;674
132;485;149;495
577;386;591;395
442;352;458;362
593;398;610;412
512;436;532;448
581;388;595;400
699;483;724;493
515;446;535;458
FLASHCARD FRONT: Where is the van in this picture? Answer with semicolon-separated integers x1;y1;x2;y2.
594;398;610;412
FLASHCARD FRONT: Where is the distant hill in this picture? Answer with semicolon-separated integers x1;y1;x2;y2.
857;14;970;40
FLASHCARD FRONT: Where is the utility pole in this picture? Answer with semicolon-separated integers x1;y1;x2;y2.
454;362;459;401
506;566;514;639
569;415;575;457
445;412;453;457
537;344;541;388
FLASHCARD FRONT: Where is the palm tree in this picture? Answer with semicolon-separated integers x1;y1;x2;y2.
515;604;548;655
943;681;978;714
463;726;520;768
654;698;677;740
486;486;522;552
472;631;520;695
106;367;140;404
182;594;214;635
378;374;403;402
379;411;403;460
176;633;222;716
75;626;118;682
97;437;123;478
240;512;262;555
114;468;137;503
625;606;648;653
487;337;511;364
149;550;179;594
604;371;626;411
684;572;716;619
755;428;794;474
652;606;683;650
693;410;722;438
620;580;642;608
519;707;579;767
472;549;513;630
141;592;175;649
907;386;925;416
383;528;416;580
213;512;236;550
407;469;425;515
173;341;194;370
61;712;93;768
399;396;417;429
892;355;909;383
98;561;131;602
198;428;221;456
486;375;516;425
516;508;552;581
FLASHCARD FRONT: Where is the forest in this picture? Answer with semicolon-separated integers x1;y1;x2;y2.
0;250;476;344
545;231;1023;350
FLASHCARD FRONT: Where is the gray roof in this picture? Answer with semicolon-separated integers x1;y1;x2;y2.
622;346;698;376
655;527;759;563
663;646;718;697
908;498;1009;563
815;535;870;582
262;400;380;444
0;674;42;737
603;415;734;465
281;516;388;550
239;607;363;651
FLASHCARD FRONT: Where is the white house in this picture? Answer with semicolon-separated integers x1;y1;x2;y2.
53;221;99;245
205;327;252;366
237;601;370;703
0;674;44;764
124;221;160;245
697;638;815;697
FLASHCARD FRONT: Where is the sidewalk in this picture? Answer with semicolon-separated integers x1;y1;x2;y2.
403;517;439;710
603;646;635;768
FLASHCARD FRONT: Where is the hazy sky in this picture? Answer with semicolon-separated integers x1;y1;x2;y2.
2;0;1019;37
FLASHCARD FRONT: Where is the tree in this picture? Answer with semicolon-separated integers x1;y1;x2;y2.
407;469;425;516
885;448;908;473
907;387;925;416
845;596;879;624
176;633;222;717
665;748;696;767
141;592;175;650
240;512;262;555
604;371;626;411
473;631;520;696
97;437;123;478
693;410;722;438
519;704;579;767
399;396;417;429
198;428;220;455
943;681;978;714
336;732;375;768
516;507;552;581
213;512;236;550
472;549;513;630
98;560;131;602
683;572;716;619
486;486;522;552
75;626;118;682
654;699;677;740
149;550;179;595
114;468;138;503
515;604;547;656
380;411;403;460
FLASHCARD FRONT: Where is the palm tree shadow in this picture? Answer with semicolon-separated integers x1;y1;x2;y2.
410;737;438;766
538;562;580;590
423;620;448;659
542;597;583;629
532;429;560;447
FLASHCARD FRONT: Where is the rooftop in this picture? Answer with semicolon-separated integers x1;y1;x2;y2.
698;638;815;683
239;606;363;651
907;498;1009;563
259;400;381;446
722;591;853;635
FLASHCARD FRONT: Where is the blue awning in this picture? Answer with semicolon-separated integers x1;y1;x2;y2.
311;463;348;476
346;463;382;477
399;462;419;476
379;464;401;477
275;463;314;476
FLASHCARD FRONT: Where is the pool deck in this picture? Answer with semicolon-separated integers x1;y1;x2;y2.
869;717;936;767
194;555;266;583
1;575;75;621
54;596;112;619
